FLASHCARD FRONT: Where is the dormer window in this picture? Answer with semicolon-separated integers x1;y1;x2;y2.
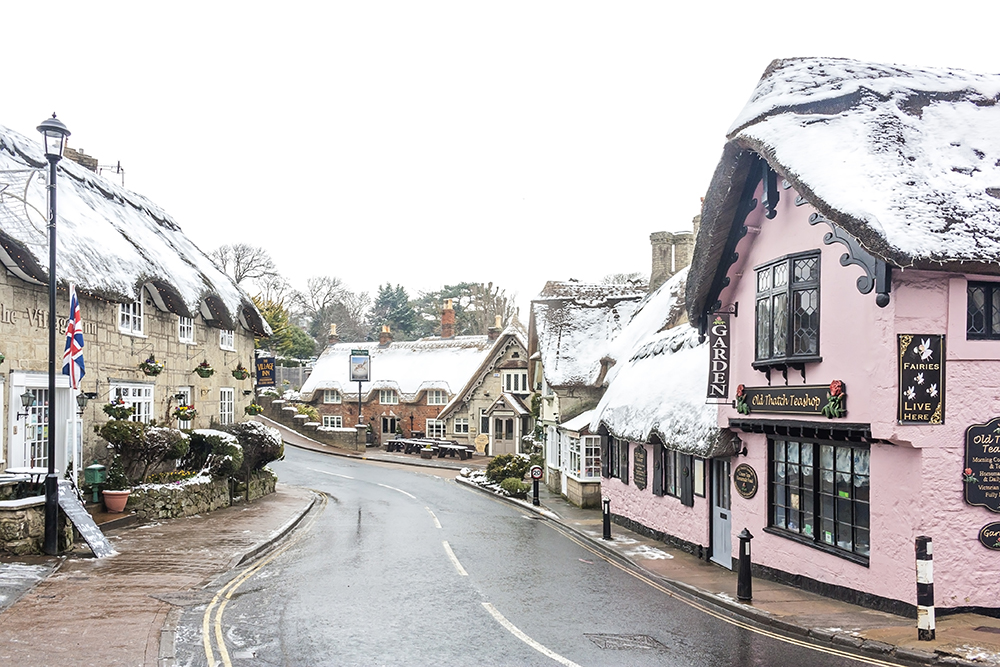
119;300;144;336
323;389;341;404
379;389;398;405
502;370;529;395
178;316;194;343
754;251;820;368
427;389;448;405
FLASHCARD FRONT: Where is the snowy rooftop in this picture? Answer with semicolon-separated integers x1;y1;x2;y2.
590;271;734;456
722;57;1000;272
300;335;498;401
0;124;266;334
530;282;646;388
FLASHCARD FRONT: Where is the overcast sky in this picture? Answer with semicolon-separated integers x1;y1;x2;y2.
3;1;1000;320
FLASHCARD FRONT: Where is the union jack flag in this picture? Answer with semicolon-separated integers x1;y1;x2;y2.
62;284;85;389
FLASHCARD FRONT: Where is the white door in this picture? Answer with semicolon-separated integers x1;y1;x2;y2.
711;458;733;569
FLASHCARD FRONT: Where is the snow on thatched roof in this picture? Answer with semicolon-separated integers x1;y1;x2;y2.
691;57;1000;321
530;281;646;388
0;124;267;335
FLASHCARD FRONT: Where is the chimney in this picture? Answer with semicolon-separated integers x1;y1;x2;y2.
63;146;98;172
441;299;455;339
488;315;501;341
379;324;393;347
328;323;340;345
649;216;697;293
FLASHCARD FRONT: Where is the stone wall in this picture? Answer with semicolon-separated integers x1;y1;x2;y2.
0;497;73;555
259;395;366;451
127;469;276;521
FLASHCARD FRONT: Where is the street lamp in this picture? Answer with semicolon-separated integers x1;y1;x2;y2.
37;113;70;556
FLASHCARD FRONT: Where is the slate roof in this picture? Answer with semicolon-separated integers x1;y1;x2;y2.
0;124;267;335
689;57;1000;322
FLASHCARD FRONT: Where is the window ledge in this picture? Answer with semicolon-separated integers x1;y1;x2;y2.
752;356;823;383
762;526;869;567
119;330;148;339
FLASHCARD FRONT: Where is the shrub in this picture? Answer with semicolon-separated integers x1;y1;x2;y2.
486;453;530;484
295;403;320;421
220;421;284;472
500;477;530;499
103;455;130;490
183;429;244;479
96;420;190;485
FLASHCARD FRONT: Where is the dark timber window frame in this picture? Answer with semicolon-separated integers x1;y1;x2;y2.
766;436;870;566
753;250;822;379
967;281;1000;340
602;436;629;484
650;443;694;506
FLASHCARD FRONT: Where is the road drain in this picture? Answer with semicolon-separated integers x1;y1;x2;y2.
584;633;667;650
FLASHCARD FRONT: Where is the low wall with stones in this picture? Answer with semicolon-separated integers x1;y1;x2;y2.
0;496;73;555
259;395;366;452
127;469;276;521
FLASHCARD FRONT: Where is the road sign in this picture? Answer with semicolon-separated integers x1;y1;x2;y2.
530;465;543;480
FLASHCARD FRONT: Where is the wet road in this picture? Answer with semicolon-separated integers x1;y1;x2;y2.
174;446;904;666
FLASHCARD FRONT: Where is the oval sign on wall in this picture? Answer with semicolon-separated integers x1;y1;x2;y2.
733;463;758;499
978;522;1000;550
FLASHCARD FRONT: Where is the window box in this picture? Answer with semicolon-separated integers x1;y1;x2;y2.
231;363;250;380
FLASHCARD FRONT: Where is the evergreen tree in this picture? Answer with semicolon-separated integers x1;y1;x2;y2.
370;283;417;340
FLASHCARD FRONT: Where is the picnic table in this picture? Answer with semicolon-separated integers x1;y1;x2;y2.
437;443;471;460
384;438;475;459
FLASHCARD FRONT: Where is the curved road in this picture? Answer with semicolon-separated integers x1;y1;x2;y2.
174;446;905;666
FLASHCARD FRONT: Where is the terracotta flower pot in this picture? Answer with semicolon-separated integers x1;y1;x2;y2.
103;489;131;513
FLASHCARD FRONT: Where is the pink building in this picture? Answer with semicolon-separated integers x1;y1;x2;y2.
602;57;1000;617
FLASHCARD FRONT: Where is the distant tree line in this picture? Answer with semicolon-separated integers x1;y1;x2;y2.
211;243;520;361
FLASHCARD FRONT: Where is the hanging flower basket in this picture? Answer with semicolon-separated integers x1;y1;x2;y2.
103;398;135;421
193;361;215;378
172;405;197;421
244;403;264;416
139;355;164;376
232;363;251;381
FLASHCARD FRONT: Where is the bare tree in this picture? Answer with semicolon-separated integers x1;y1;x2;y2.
294;276;371;343
602;271;647;285
211;243;278;287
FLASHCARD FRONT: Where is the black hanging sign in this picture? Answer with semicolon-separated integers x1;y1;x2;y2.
735;382;846;418
979;522;1000;550
964;416;1000;512
898;334;944;424
707;313;731;402
633;445;647;491
255;356;276;387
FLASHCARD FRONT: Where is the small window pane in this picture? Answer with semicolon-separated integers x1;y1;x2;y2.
773;262;788;287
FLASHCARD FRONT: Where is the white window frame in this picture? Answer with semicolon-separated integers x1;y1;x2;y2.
583;435;601;479
569;436;581;477
426;418;446;439
119;300;144;336
323;415;343;428
176;386;193;426
502;370;529;395
219;329;235;351
323;389;342;404
220;387;235;425
379;389;398;405
453;417;469;434
178;316;194;344
427;389;448;405
110;381;154;423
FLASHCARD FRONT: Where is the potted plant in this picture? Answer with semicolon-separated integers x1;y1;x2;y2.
172;404;197;421
244;403;264;416
139;355;164;376
232;362;250;380
103;397;135;421
102;455;131;513
193;360;215;378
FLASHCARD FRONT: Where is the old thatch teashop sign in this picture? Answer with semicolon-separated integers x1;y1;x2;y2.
706;313;730;401
898;334;944;424
965;416;1000;513
735;382;846;418
633;445;647;491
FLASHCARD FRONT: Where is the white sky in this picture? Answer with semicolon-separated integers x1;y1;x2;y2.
3;1;1000;320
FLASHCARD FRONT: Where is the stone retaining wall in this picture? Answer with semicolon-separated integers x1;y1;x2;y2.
259;395;366;452
0;496;73;555
127;469;277;521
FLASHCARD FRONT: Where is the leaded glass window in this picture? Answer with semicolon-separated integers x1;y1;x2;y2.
755;252;820;363
967;281;1000;339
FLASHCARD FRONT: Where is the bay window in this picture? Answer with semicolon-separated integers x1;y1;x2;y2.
755;251;820;365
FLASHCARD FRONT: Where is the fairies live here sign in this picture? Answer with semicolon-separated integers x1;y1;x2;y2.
897;334;944;424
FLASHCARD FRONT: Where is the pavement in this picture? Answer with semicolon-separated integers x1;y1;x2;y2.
0;419;998;666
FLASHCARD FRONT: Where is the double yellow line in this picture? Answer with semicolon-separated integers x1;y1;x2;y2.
202;493;327;667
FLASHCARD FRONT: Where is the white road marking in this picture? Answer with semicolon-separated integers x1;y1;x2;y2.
425;507;442;529
442;541;468;576
306;468;353;479
378;483;416;499
481;603;581;667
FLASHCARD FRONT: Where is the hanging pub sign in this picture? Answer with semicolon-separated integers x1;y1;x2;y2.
633;445;648;491
964;416;1000;512
979;522;1000;550
706;313;731;402
350;349;370;382
898;334;944;424
733;463;758;499
255;356;276;387
735;381;846;418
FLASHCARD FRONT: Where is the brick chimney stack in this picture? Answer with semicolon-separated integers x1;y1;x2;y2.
441;299;455;339
487;315;501;341
63;147;98;172
649;214;699;293
379;324;393;347
328;323;340;345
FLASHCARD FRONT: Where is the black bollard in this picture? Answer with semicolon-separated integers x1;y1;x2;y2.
737;528;753;602
916;536;935;640
532;479;539;506
602;498;612;540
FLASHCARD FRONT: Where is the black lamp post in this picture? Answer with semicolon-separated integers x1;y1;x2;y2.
37;113;70;556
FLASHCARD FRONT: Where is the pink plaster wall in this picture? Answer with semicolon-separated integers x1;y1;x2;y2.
603;442;711;548
714;181;1000;609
